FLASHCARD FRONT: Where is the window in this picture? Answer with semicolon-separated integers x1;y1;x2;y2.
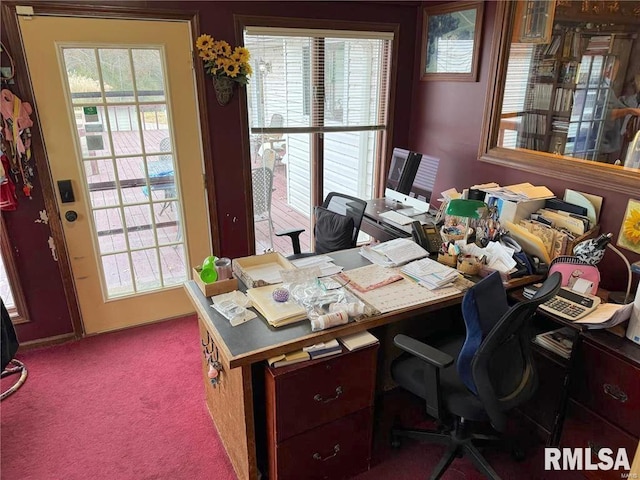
0;217;29;324
244;26;393;253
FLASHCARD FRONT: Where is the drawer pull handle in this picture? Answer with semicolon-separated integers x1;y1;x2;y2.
314;386;343;403
313;444;340;461
603;383;628;403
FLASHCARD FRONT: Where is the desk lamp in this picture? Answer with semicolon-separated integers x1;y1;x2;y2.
573;232;632;304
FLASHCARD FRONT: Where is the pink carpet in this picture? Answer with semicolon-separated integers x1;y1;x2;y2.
2;316;584;480
1;316;235;480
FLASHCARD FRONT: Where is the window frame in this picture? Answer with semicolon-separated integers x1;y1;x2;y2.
0;215;30;324
234;15;400;237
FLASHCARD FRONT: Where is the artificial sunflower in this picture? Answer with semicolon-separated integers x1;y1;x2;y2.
234;46;251;63
622;206;640;244
224;61;240;78
196;34;214;52
243;63;253;76
213;40;232;57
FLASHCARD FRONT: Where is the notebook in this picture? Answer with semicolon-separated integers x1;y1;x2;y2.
338;331;379;351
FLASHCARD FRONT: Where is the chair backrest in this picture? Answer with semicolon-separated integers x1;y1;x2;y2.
313;192;367;254
251;168;273;218
459;271;562;432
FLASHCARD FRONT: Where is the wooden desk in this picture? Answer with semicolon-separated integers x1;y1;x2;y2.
185;250;540;480
513;289;640;476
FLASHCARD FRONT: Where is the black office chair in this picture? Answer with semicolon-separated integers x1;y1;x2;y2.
276;192;367;260
390;271;562;480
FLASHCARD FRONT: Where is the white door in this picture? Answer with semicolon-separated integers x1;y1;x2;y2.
19;16;210;334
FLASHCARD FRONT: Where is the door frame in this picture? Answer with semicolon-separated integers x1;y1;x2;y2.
2;1;219;337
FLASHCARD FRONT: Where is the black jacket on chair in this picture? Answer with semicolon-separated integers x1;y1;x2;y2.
1;299;19;371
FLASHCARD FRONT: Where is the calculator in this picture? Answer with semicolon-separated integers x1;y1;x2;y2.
539;287;601;321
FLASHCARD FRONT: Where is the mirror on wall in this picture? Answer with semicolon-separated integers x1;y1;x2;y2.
481;0;640;196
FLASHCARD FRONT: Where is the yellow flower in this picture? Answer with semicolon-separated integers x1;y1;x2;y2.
196;34;214;52
200;50;216;61
622;207;640;244
243;62;253;76
213;40;231;57
231;52;242;63
234;46;251;63
215;57;226;69
224;60;240;78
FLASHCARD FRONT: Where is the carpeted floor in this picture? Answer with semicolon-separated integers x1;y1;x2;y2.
1;316;583;480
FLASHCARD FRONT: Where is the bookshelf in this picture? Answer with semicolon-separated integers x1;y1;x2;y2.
518;28;583;154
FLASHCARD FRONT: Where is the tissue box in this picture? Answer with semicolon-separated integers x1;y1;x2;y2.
192;267;238;297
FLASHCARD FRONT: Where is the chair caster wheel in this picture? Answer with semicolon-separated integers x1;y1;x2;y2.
511;447;525;462
390;436;401;449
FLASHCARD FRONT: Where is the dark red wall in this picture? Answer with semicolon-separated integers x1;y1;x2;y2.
410;1;638;293
7;0;637;343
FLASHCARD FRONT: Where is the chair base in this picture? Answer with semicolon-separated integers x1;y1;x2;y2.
391;421;503;480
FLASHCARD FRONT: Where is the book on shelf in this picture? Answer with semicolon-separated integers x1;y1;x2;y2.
303;339;343;359
533;327;577;359
267;349;310;368
338;330;379;352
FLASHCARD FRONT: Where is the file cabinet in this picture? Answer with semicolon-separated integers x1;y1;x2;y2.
265;344;378;480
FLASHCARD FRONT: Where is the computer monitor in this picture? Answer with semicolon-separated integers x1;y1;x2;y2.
385;149;440;215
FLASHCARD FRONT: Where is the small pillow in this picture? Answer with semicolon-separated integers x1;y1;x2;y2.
314;207;355;254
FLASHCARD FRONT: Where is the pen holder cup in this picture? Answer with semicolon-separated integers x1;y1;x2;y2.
457;255;482;276
437;253;458;268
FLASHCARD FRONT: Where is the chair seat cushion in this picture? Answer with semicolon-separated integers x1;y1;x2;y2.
314;207;355;254
391;335;489;422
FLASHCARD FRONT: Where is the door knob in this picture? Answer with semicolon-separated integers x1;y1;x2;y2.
65;210;78;222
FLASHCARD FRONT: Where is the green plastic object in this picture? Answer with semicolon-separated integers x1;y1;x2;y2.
200;266;218;284
445;199;488;219
202;255;218;271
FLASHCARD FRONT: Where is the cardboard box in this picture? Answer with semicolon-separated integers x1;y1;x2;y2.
232;252;296;288
487;196;546;225
192;267;238;297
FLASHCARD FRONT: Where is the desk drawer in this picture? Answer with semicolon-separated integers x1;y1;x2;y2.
572;342;640;437
272;408;372;480
560;400;637;480
266;345;377;442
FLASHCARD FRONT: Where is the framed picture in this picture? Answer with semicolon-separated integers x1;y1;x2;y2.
617;198;640;254
421;1;484;82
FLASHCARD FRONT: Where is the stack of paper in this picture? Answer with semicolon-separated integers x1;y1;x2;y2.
533;327;577;359
246;283;307;327
401;257;460;289
575;302;633;329
360;238;429;267
290;255;343;277
303;339;342;359
338;331;379;351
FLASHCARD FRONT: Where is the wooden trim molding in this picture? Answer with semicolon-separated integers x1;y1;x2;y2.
479;0;640;197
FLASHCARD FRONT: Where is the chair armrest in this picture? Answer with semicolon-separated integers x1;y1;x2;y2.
394;334;454;368
275;228;305;255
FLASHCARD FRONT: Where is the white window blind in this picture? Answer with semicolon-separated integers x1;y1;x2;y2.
502;43;535;114
244;27;393;134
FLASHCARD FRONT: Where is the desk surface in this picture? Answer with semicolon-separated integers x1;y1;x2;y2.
186;248;542;369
